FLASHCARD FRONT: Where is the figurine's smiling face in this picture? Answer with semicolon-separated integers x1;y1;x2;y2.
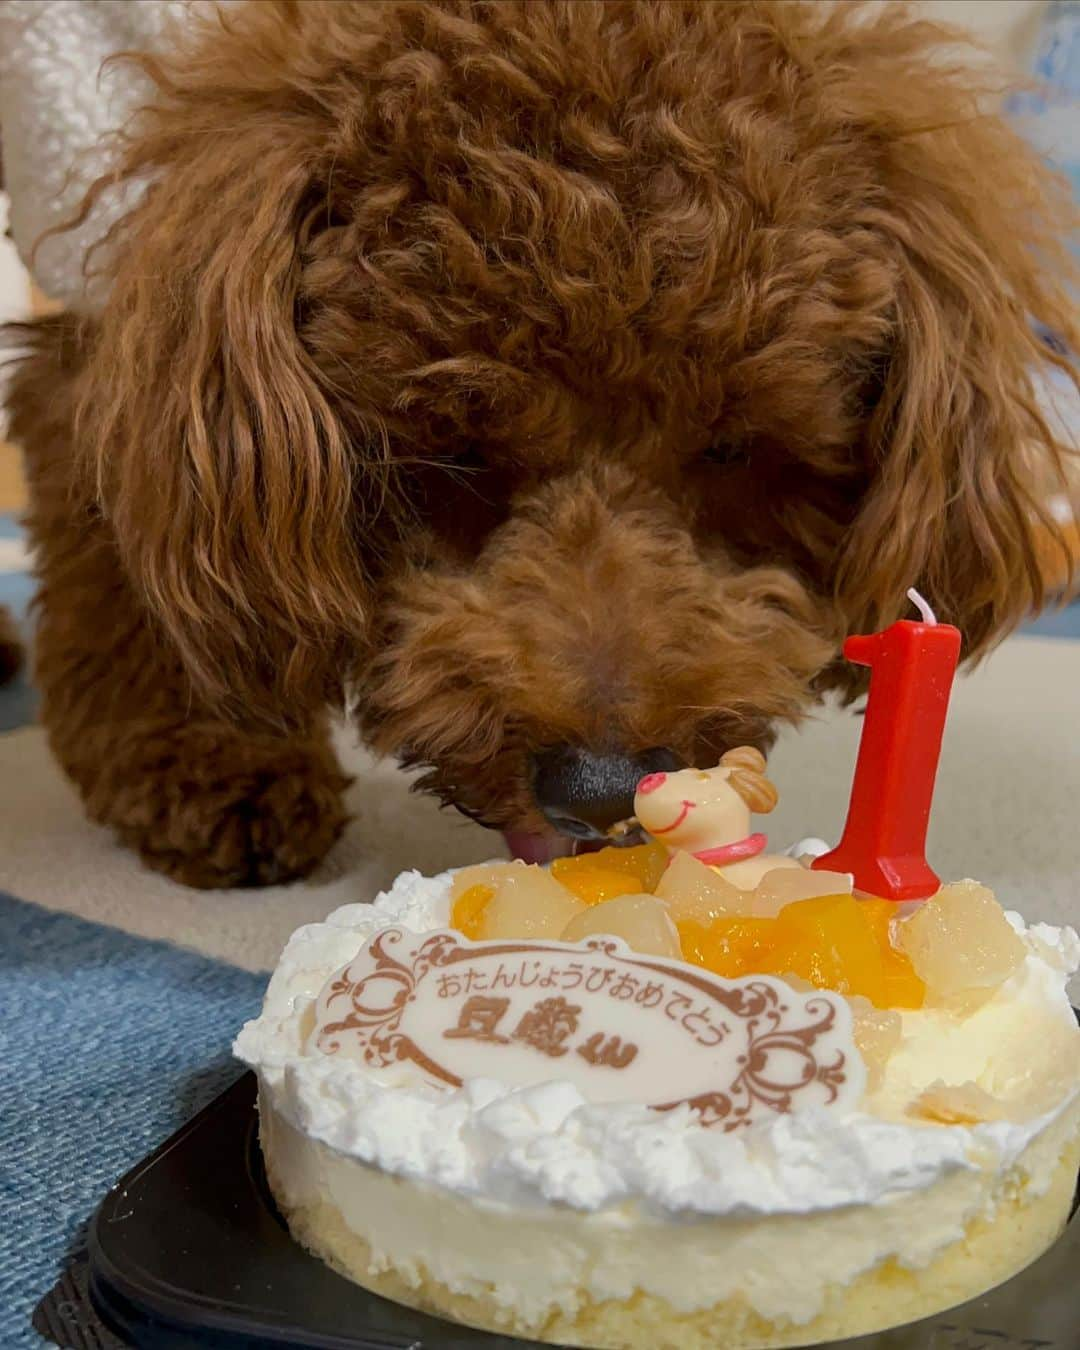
634;766;751;854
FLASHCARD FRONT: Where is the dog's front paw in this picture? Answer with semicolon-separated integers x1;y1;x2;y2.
94;727;351;889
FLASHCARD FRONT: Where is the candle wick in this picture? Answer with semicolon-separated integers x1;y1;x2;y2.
906;587;937;625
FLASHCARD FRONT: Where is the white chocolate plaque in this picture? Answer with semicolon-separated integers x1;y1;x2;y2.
308;929;863;1130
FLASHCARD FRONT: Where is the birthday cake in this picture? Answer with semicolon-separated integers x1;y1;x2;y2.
235;747;1080;1349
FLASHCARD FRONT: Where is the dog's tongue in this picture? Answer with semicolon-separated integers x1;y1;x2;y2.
502;831;605;863
502;830;574;864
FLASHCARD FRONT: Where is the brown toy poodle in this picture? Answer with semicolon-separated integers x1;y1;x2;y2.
2;0;1077;888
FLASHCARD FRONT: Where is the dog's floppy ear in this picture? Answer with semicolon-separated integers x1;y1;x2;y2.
79;20;372;728
831;14;1078;662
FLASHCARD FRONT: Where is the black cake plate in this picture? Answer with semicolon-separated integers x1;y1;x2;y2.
34;1071;1080;1350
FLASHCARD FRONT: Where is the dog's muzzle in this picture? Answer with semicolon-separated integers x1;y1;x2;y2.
529;744;684;845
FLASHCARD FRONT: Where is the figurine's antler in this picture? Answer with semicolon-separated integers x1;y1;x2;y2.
720;746;766;773
720;746;778;814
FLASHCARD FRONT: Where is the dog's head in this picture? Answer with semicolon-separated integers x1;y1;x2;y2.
80;0;1077;851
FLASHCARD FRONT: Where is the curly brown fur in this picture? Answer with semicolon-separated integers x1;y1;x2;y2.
5;314;349;886
4;0;1077;883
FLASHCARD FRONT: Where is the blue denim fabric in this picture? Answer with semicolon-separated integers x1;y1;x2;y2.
0;893;264;1348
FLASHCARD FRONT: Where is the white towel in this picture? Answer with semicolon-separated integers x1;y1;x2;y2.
0;0;187;310
0;189;31;438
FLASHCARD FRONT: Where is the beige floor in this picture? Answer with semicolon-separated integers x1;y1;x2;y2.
0;638;1077;982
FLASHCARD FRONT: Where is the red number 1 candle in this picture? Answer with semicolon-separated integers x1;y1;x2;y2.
812;590;961;901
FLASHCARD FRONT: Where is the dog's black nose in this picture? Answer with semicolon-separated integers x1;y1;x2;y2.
530;746;684;840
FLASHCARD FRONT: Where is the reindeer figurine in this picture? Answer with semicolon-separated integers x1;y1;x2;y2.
634;747;817;891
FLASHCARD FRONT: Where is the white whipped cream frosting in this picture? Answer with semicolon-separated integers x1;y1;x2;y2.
235;868;1080;1219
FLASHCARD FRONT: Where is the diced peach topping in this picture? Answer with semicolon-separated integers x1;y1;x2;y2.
677;915;777;973
449;863;585;941
551;864;644;907
752;866;852;918
910;1080;1009;1125
446;851;998;1014
552;842;669;903
655;850;752;922
677;894;925;1010
897;881;1024;1006
857;899;925;1010
451;883;495;941
561;895;681;959
847;996;903;1089
763;895;885;1000
483;877;586;940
